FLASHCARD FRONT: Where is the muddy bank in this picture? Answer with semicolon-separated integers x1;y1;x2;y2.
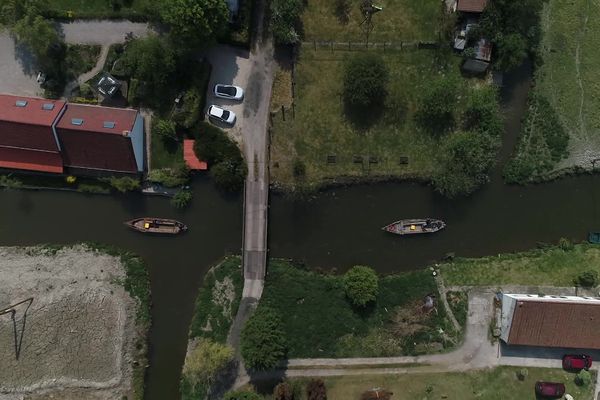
0;245;148;400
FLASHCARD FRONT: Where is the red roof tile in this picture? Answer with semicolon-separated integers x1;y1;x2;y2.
183;140;208;170
457;0;488;12
57;128;137;173
0;146;63;173
0;120;60;152
0;94;65;126
56;103;137;135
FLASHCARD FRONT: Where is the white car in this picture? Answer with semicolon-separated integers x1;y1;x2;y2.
208;105;236;125
214;84;244;101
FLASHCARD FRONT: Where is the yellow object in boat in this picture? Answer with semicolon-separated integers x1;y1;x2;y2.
410;225;416;230
144;222;150;229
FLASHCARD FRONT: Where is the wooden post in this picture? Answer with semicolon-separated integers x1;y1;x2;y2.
314;40;316;51
281;105;285;121
348;41;351;51
292;102;295;119
331;41;334;53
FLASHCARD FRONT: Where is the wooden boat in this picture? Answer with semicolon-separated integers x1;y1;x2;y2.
125;218;187;235
589;231;600;244
382;218;445;235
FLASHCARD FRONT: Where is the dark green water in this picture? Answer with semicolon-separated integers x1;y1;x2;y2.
3;62;599;399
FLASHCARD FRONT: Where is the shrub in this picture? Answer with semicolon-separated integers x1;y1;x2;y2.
172;87;202;129
153;119;177;140
224;390;262;400
343;265;379;307
574;270;598;288
293;159;306;179
78;183;110;194
516;368;528;381
182;338;234;387
147;165;190;187
343;53;389;109
108;176;140;193
306;379;327;400
274;382;294;400
271;0;304;44
416;76;460;134
558;237;574;251
241;306;287;370
575;369;592;387
171;190;193;208
65;175;77;184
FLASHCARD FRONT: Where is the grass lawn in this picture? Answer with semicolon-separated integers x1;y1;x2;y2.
47;0;152;18
258;260;458;358
301;0;443;42
188;256;243;343
442;243;600;287
150;133;183;170
295;367;595;400
270;47;471;189
507;0;600;179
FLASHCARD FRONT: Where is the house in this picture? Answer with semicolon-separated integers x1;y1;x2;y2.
0;95;65;174
56;104;144;175
500;294;600;349
0;94;144;176
456;0;488;14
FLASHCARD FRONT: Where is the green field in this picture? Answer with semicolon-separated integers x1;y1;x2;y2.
256;260;460;358
442;243;600;287
270;48;471;189
301;0;443;42
507;0;600;181
303;367;595;400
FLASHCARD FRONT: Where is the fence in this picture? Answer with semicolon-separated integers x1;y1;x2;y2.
303;40;440;52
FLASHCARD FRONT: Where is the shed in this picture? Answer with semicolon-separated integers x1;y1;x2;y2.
183;140;207;170
461;59;489;74
456;0;488;13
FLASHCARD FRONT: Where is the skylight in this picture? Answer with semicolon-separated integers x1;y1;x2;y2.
42;103;55;111
103;121;115;129
15;100;27;107
71;118;84;126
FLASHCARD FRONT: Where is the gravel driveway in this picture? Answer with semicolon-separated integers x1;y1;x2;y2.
60;20;152;45
0;31;41;97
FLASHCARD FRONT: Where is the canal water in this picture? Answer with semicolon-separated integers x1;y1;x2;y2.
2;61;600;398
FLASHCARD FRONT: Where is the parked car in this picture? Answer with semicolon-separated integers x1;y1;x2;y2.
535;381;565;398
36;72;46;84
563;354;592;371
214;84;244;100
208;105;236;125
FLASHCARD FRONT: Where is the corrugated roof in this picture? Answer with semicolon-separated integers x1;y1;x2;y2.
57;103;137;135
183;140;207;170
457;0;488;12
508;299;600;349
0;147;63;173
0;120;61;152
0;94;65;126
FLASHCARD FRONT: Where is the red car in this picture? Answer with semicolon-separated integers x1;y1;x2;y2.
563;354;592;371
535;381;565;398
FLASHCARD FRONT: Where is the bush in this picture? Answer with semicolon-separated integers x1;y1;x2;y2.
343;53;389;109
147;165;190;187
194;122;240;165
575;369;592;387
212;160;247;192
306;379;327;400
274;382;293;400
171;190;193;209
271;0;304;44
416;76;460;134
182;338;234;388
108;176;140;193
241;306;287;370
343;265;379;307
153;119;177;140
516;368;528;381
558;237;574;251
172;87;202;129
574;270;598;288
224;390;262;400
293;159;306;179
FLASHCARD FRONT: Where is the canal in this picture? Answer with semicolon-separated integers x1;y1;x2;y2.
2;62;600;399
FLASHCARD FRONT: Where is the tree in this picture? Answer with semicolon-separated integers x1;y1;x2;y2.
495;33;527;71
0;0;48;26
306;379;327;400
433;131;499;197
147;164;190;187
271;0;304;44
416;76;459;134
212;159;247;192
153;119;177;140
462;86;503;137
224;390;263;400
194;122;240;165
182;338;234;387
574;270;598;288
343;53;389;109
160;0;229;49
241;306;287;370
12;13;59;68
343;265;379;307
121;37;176;107
274;382;294;400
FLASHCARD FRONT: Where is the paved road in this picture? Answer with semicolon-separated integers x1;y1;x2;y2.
0;31;41;96
60;20;152;45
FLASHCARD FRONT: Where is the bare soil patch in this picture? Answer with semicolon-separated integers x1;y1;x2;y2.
0;245;140;400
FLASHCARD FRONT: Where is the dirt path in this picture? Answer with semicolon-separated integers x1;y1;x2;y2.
0;245;139;400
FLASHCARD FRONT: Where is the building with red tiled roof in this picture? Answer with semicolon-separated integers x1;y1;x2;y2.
457;0;488;13
56;104;144;174
183;140;208;170
0;94;65;173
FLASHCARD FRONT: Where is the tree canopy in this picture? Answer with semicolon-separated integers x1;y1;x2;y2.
160;0;229;49
270;0;304;44
343;265;379;307
416;76;460;134
182;339;234;387
241;306;287;370
343;53;389;109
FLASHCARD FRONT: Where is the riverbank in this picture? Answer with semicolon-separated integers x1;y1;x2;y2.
0;244;150;400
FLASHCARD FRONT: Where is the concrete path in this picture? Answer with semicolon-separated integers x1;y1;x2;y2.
60;20;152;45
63;44;110;97
0;31;41;96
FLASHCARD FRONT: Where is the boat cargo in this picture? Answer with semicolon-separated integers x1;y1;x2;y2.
382;219;445;235
125;218;187;235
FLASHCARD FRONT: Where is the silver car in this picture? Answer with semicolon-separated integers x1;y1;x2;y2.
214;84;244;101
